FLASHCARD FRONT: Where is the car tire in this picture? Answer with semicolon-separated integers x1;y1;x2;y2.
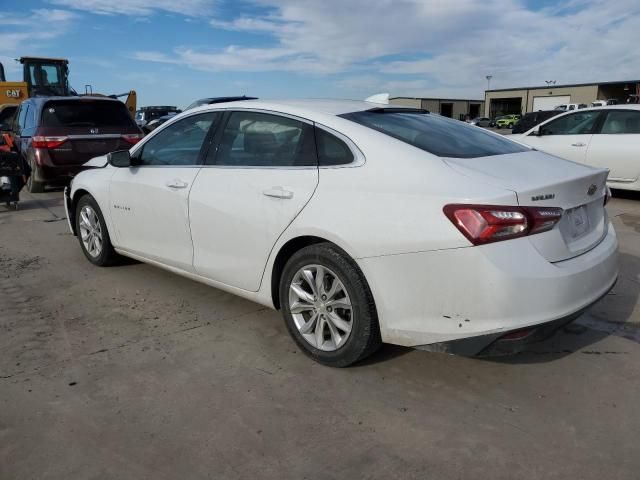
279;242;382;367
75;194;120;266
26;160;45;194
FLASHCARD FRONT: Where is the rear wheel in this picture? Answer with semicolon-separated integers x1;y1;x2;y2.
26;162;45;193
279;243;381;367
75;194;120;266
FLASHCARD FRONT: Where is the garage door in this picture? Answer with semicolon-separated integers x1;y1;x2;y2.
532;95;570;111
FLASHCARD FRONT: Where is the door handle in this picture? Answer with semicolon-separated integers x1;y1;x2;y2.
166;179;189;189
263;187;294;199
571;142;586;147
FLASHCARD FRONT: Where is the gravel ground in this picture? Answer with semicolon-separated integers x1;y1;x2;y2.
1;189;639;480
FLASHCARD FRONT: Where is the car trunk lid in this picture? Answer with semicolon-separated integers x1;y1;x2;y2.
443;150;609;262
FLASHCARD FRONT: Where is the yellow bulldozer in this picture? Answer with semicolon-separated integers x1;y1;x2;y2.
0;56;136;121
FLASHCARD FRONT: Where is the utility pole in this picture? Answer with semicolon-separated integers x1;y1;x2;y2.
486;75;493;91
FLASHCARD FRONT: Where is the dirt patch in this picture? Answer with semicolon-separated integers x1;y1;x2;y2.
0;247;43;279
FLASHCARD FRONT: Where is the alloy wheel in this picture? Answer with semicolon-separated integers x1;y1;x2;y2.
78;205;103;258
288;264;353;351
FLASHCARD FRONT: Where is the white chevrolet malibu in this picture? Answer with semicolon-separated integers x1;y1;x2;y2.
65;99;618;366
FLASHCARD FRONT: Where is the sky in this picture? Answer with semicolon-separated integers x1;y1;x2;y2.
1;0;639;109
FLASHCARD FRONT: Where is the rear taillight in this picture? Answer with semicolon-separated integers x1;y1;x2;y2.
121;133;144;145
443;204;563;245
32;136;68;149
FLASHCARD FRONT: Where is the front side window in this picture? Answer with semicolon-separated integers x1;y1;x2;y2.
539;110;601;135
341;111;528;159
600;110;640;134
138;113;218;166
210;111;316;167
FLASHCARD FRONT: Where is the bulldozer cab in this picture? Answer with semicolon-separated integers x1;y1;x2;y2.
20;57;70;97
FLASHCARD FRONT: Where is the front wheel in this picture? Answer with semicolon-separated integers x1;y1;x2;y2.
75;194;120;266
279;243;381;367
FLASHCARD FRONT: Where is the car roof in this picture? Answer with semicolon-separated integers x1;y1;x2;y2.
25;95;123;107
190;98;415;118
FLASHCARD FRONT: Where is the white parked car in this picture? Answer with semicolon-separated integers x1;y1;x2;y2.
513;105;640;191
64;99;618;366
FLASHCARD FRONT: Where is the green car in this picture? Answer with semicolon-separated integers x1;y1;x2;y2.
495;114;521;129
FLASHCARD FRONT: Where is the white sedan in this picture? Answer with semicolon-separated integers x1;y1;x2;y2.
513;105;640;191
64;99;618;366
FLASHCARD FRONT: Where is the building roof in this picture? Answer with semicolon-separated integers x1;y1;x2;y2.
486;79;640;93
391;96;484;102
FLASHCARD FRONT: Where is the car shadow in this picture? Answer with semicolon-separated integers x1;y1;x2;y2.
612;189;640;201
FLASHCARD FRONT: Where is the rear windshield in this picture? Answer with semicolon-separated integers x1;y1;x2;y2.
42;101;135;128
341;111;528;158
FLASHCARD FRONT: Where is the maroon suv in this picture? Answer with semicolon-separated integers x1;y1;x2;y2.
10;96;143;192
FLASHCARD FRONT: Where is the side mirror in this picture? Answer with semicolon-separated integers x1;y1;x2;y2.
530;127;543;137
107;150;131;167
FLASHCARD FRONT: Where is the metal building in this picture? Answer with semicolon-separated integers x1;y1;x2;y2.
484;80;640;117
390;96;485;120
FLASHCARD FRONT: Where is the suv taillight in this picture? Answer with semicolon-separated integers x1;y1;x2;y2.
443;204;563;245
32;136;68;149
122;133;144;144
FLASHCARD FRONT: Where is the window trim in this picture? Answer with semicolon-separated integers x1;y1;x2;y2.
203;109;319;170
314;123;365;169
130;111;220;168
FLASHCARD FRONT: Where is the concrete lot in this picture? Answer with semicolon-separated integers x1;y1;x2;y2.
1;190;639;480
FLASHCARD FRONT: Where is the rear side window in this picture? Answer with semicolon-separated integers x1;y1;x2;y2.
341;111;527;158
41;101;135;128
17;105;29;129
211;111;316;167
600;110;640;134
315;128;354;166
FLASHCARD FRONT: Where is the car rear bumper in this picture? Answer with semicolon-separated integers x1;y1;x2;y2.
357;222;618;350
414;282;614;356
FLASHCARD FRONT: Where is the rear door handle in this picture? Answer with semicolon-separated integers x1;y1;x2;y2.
571;142;586;147
166;179;189;189
263;187;294;199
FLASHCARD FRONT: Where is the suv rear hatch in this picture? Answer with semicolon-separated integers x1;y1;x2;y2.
443;150;609;262
36;99;142;165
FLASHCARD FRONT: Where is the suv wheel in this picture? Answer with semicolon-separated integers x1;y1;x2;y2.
75;194;120;266
279;243;381;367
26;160;45;193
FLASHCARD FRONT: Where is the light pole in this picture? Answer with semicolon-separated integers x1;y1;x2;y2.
545;80;556;87
486;75;493;91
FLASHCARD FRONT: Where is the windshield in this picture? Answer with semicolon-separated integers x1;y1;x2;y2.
42;100;136;128
341;111;528;159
